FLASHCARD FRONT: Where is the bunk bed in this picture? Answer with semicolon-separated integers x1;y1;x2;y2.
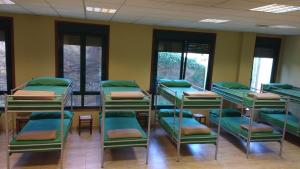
155;79;223;161
211;82;288;158
100;80;151;168
4;77;73;169
260;83;300;136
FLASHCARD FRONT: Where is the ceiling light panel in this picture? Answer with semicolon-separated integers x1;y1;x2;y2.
199;19;230;23
250;4;300;13
269;25;297;29
0;0;14;4
86;6;117;13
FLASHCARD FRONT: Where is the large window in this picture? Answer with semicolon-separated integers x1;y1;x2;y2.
56;22;109;108
0;17;14;107
250;37;281;90
151;30;216;92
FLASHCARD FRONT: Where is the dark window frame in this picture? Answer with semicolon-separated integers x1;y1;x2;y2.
150;29;216;93
251;36;281;84
55;21;109;108
0;16;14;95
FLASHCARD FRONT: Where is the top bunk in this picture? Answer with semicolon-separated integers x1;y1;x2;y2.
5;77;72;112
212;82;287;109
156;79;222;109
100;80;151;112
262;83;300;103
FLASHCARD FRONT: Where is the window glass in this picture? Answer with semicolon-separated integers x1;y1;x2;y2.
0;31;7;91
251;57;273;90
63;35;81;91
85;36;102;92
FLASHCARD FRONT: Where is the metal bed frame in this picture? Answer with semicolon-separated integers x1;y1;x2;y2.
211;83;288;158
261;83;300;136
100;82;152;168
155;83;223;162
4;81;73;169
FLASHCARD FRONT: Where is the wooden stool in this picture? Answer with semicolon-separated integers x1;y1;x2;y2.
137;112;149;128
193;113;206;124
79;115;93;135
16;115;30;133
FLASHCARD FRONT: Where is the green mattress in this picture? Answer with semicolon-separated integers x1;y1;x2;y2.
268;89;300;102
10;118;72;152
159;117;217;144
158;86;222;108
209;108;241;124
100;117;148;148
7;85;69;111
220;117;282;141
212;84;286;108
102;87;150;110
259;113;300;136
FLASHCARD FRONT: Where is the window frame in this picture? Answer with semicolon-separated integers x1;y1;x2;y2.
150;29;216;92
251;36;281;86
55;21;109;108
0;16;14;95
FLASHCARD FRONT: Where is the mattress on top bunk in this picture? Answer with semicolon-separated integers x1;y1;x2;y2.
102;87;150;105
259;112;300;135
220;117;282;140
100;116;147;147
7;85;69;110
158;86;221;107
213;84;285;108
159;117;217;143
10;118;72;151
270;89;300;100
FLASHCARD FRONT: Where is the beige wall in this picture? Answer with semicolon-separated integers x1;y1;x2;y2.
0;12;257;90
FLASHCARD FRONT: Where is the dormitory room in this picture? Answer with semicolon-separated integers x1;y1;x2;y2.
0;0;300;169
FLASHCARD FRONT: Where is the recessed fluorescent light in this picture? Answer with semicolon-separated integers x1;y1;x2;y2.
0;0;15;4
269;25;297;29
199;19;230;23
86;6;117;14
250;4;300;13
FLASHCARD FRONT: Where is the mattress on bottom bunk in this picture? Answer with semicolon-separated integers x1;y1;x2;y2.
259;113;300;135
10;118;72;152
100;117;148;147
220;117;282;140
159;117;217;144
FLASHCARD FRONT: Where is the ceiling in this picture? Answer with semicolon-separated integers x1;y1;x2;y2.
1;0;300;35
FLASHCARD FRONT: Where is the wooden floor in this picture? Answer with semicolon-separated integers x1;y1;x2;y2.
0;128;300;169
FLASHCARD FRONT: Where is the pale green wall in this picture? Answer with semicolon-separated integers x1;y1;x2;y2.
278;36;300;86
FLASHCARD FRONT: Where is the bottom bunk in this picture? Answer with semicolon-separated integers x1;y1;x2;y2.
157;109;218;160
9;111;73;153
210;109;283;157
258;109;300;137
99;111;148;148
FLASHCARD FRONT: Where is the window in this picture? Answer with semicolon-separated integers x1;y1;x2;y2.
56;22;109;108
250;37;281;90
151;30;216;92
0;17;14;107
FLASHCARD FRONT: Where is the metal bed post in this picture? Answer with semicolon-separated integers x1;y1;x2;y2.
173;91;177;144
246;98;256;158
280;97;289;157
5;94;10;169
60;94;65;169
146;94;152;164
215;96;223;160
100;88;105;168
154;84;161;129
176;95;184;162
